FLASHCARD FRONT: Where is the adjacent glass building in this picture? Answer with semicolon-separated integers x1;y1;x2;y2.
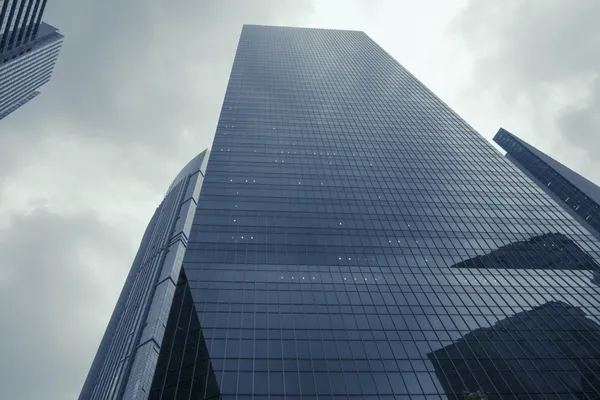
79;151;210;400
82;25;600;399
0;0;62;120
494;128;600;240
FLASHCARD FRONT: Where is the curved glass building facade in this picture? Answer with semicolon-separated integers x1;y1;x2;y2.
82;25;600;399
79;151;209;400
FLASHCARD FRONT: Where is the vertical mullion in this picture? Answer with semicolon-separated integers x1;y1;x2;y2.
16;0;34;44
8;0;27;49
22;0;40;42
0;0;12;40
0;0;19;52
30;0;44;37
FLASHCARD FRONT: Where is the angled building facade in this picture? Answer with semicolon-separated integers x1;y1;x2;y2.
494;128;600;239
82;25;600;399
0;0;62;120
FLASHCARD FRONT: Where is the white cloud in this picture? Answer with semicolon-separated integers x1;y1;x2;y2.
451;0;600;184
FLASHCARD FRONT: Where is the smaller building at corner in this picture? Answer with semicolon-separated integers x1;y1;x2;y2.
0;0;64;121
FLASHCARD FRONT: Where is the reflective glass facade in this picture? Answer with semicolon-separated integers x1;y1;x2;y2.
83;25;600;399
184;25;600;399
495;128;600;240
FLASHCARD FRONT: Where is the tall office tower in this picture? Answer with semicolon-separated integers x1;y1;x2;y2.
81;25;600;399
0;0;63;120
495;128;600;240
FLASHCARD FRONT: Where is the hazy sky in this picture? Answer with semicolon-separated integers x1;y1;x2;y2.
0;1;598;398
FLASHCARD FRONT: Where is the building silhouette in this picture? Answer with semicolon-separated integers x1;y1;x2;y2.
81;25;600;398
0;0;63;120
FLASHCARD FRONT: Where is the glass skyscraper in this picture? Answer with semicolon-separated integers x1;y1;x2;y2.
81;25;600;399
495;128;600;240
0;0;62;120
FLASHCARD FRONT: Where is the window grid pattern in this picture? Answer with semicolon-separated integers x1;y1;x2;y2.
187;25;600;399
149;270;221;400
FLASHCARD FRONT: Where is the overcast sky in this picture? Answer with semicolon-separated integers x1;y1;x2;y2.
0;1;598;398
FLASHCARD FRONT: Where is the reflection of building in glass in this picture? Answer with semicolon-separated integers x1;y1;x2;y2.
149;271;220;399
451;232;600;271
494;128;600;239
428;301;600;399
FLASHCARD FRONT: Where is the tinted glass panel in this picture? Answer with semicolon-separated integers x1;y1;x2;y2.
185;25;600;399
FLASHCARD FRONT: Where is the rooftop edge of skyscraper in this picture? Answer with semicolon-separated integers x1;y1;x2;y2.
494;127;600;239
494;128;600;202
242;23;366;33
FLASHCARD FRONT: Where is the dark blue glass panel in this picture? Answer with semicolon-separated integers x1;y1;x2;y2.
184;25;600;398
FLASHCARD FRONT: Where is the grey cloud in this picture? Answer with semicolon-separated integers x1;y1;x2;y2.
452;0;600;182
454;1;599;85
0;0;315;192
558;76;600;151
0;208;132;400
